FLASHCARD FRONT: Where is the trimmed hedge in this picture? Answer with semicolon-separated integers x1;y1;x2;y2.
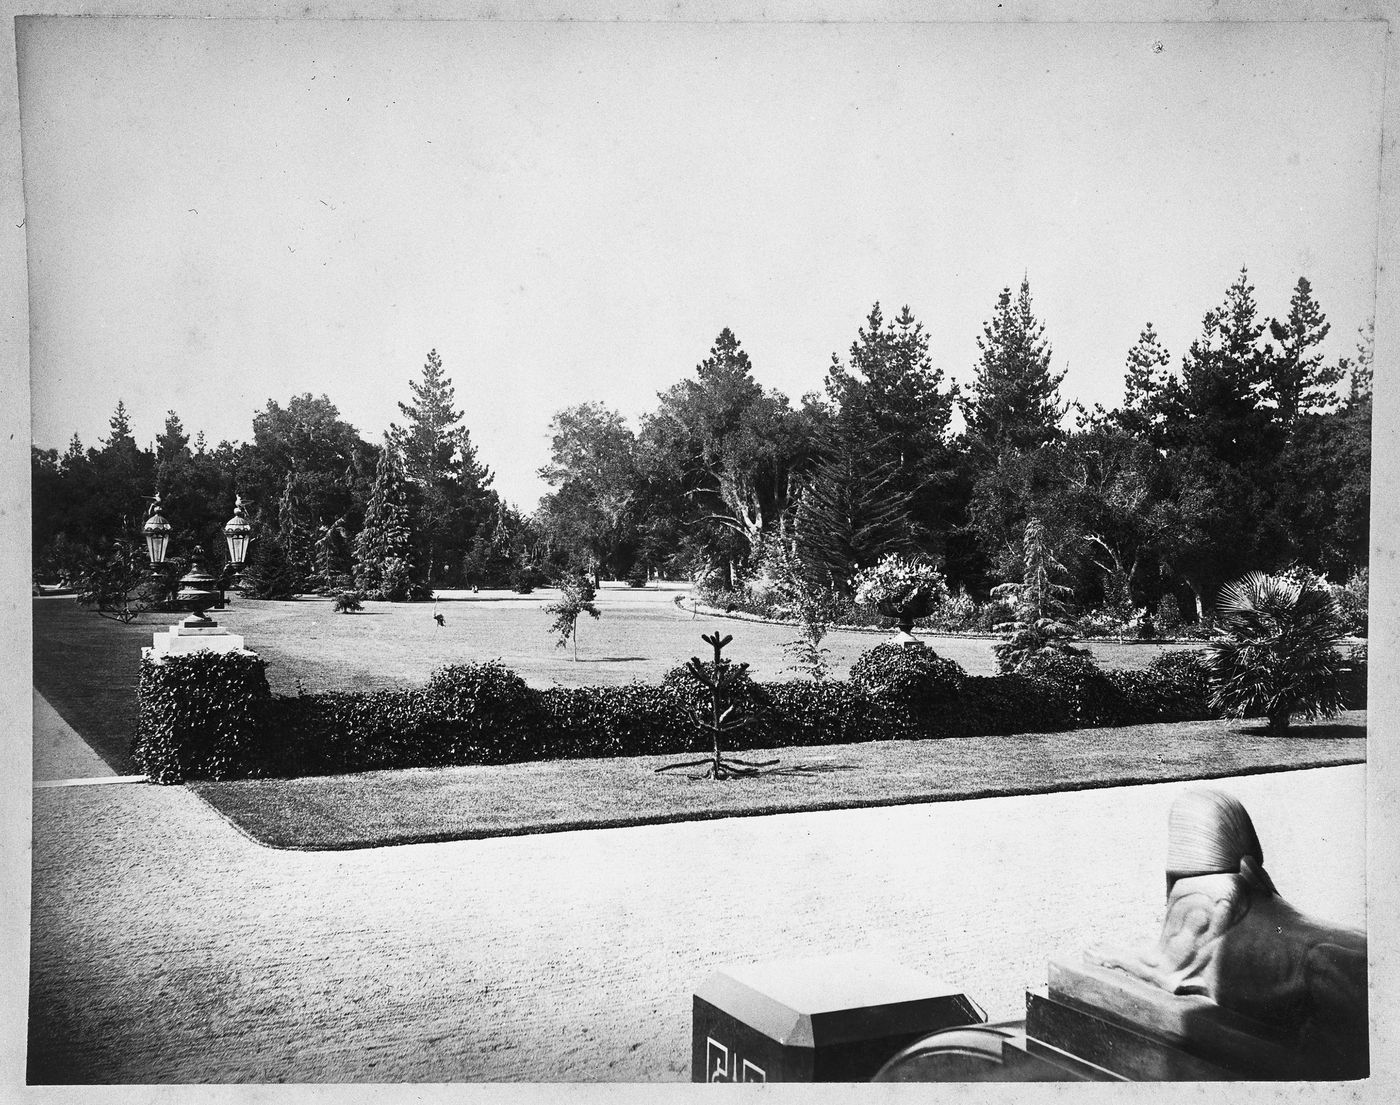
136;650;275;784
133;645;1367;784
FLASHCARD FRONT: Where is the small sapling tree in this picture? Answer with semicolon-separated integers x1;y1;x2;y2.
773;552;842;681
75;539;151;623
333;590;365;614
656;632;779;780
545;572;601;660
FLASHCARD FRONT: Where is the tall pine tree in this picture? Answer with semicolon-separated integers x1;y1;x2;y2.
1266;276;1342;429
1154;267;1287;617
91;400;154;543
822;303;958;557
353;441;425;600
961;277;1067;457
389;349;496;586
1112;323;1173;446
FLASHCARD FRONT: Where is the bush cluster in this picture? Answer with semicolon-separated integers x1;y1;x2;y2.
133;643;1366;785
850;643;966;707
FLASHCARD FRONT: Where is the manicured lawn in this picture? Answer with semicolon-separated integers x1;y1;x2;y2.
33;586;1202;773
34;591;1365;849
192;712;1366;850
32;599;166;773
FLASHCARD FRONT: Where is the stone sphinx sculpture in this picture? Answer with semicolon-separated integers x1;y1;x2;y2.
1085;787;1368;1077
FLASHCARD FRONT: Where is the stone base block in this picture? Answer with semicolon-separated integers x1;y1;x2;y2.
148;626;248;656
692;952;985;1082
1027;954;1362;1080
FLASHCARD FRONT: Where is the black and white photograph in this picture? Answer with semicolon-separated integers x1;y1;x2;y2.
3;1;1396;1097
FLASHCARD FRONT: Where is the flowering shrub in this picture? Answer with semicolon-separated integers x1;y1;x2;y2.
852;555;949;611
1156;593;1183;633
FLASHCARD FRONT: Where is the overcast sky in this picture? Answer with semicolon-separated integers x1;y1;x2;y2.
18;16;1386;510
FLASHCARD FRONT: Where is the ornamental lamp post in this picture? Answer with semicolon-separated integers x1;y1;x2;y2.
142;495;171;570
138;492;249;658
223;495;252;591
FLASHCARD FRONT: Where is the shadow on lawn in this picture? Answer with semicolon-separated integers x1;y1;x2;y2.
1233;722;1368;740
768;762;861;777
574;656;649;663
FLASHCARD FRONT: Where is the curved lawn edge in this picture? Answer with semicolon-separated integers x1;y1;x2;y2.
188;711;1366;852
679;597;1368;649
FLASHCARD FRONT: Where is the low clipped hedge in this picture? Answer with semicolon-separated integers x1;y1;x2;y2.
133;644;1368;784
136;650;276;784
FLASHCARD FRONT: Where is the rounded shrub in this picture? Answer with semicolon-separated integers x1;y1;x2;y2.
425;661;542;762
849;643;966;707
1143;648;1210;695
1017;650;1131;727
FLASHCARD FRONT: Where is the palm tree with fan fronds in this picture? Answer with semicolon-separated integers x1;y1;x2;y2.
1203;570;1347;733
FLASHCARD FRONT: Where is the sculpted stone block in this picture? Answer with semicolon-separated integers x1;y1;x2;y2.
1083;787;1367;1079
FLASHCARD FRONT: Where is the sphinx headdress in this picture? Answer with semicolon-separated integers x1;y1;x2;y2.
1164;788;1277;894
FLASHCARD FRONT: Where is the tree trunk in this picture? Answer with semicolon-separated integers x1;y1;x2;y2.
1267;709;1291;733
1184;578;1210;624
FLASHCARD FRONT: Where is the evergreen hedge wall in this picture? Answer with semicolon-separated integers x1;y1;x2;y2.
133;645;1367;784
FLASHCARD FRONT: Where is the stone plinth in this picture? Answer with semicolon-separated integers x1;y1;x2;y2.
148;623;247;656
692;952;985;1082
1025;954;1359;1080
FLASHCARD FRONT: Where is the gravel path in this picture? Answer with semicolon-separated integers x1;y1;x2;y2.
29;761;1366;1083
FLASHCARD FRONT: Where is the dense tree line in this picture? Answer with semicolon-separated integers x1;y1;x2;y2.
533;268;1371;620
33;269;1371;621
33;351;531;600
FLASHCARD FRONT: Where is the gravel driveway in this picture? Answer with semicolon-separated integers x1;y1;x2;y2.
29;761;1366;1083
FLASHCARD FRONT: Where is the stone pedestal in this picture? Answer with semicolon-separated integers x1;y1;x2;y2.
874;953;1368;1082
1023;955;1362;1080
692;952;985;1082
148;619;246;656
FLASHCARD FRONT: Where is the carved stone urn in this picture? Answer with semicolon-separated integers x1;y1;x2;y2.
877;590;934;646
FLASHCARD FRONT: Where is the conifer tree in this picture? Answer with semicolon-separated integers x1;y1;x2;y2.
1154;267;1287;617
793;434;912;591
103;400;137;453
823;303;958;556
353;441;424;600
961;277;1067;456
1165;266;1276;463
389;349;496;586
277;471;318;584
1266;277;1341;428
92;399;154;540
1345;320;1374;408
155;411;190;465
1114;322;1173;445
